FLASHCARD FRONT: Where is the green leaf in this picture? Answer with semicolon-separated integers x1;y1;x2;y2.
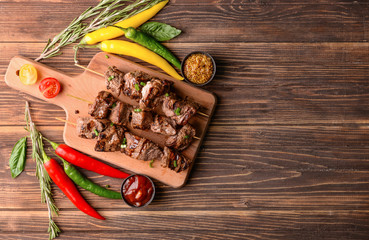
139;21;182;42
9;136;27;178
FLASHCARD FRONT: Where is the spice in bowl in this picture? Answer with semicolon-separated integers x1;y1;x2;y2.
182;51;216;86
121;174;155;208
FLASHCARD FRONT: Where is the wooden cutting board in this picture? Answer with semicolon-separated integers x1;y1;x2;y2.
4;53;216;188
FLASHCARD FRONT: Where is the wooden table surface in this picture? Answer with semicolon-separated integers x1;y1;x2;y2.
1;0;369;239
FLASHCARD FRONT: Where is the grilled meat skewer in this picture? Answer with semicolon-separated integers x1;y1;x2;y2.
165;124;196;151
75;116;191;173
105;66;125;95
150;114;177;136
95;125;126;152
161;147;192;173
161;94;199;126
104;67;200;125
76;117;110;139
88;91;116;119
124;132;163;161
110;101;131;126
89;91;197;151
131;109;153;130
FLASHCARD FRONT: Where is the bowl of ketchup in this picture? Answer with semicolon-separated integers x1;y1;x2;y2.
121;174;155;208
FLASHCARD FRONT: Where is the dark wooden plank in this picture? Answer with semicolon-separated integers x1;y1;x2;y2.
2;43;369;126
2;167;369;211
1;2;369;43
1;209;369;240
1;229;368;240
1;126;369;211
2;125;369;172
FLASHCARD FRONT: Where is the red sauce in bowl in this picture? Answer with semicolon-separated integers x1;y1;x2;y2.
121;175;155;207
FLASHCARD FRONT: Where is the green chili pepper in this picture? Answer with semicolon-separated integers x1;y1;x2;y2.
134;108;142;113
140;82;146;86
108;75;115;81
62;160;122;199
94;129;99;136
173;160;177;168
111;26;181;69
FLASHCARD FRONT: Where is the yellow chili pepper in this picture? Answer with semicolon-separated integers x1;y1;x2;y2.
98;40;183;80
80;0;169;45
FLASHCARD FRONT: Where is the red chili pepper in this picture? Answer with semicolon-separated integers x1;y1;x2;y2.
46;139;129;179
43;157;105;220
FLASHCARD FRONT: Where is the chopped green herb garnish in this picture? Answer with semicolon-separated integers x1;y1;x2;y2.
134;108;142;113
134;83;140;91
122;138;127;144
174;107;181;116
149;159;154;168
110;122;114;126
111;102;116;108
105;55;109;59
94;129;99;136
165;93;169;97
173;160;177;168
105;184;110;188
184;135;189;139
108;75;115;81
120;144;127;149
140;82;146;86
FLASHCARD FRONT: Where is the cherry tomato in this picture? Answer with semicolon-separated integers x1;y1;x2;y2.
39;77;61;98
19;64;38;85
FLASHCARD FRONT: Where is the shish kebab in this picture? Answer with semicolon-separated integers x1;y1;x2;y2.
104;66;200;127
56;114;192;173
87;91;197;151
76;64;209;121
75;117;192;173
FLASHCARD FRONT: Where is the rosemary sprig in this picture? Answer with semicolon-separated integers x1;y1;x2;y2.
25;102;60;239
35;0;162;62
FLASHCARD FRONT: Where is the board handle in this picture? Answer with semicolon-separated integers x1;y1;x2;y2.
4;55;77;110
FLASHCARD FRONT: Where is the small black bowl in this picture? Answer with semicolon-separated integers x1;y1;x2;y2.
120;174;155;208
181;51;216;87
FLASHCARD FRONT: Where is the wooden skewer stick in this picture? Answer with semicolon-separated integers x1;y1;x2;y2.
75;63;104;77
66;93;93;104
197;111;209;117
55;117;201;140
74;64;210;118
55;117;77;126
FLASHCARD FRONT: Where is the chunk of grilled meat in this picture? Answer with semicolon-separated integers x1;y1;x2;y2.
123;132;163;161
131;109;153;130
123;71;151;99
161;147;192;172
150;115;177;136
109;101;132;126
88;91;116;119
139;78;171;110
76;117;110;139
165;124;196;151
161;95;199;125
105;66;125;95
95;125;126;152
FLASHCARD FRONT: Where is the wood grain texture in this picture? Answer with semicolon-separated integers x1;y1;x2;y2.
1;2;369;43
1;0;369;239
